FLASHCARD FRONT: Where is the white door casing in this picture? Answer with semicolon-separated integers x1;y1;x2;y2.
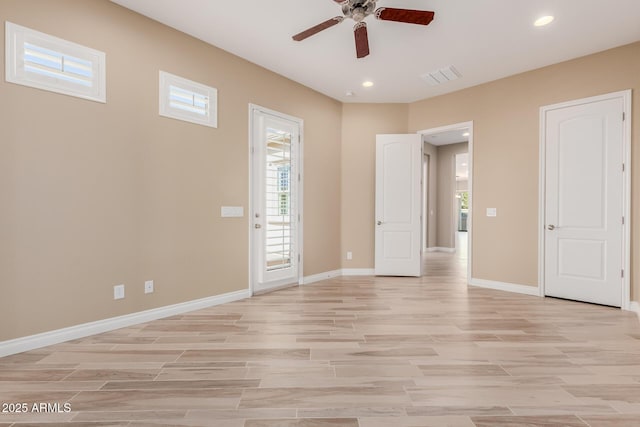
423;154;429;252
541;91;630;308
375;134;422;277
249;105;303;293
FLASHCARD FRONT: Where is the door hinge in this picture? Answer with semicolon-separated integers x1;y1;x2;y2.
298;135;301;143
622;163;625;172
298;254;301;263
251;146;255;154
298;213;301;222
621;269;624;278
298;173;301;182
623;112;626;121
622;216;625;225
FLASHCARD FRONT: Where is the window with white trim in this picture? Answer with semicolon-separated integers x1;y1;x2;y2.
5;21;106;103
159;71;217;128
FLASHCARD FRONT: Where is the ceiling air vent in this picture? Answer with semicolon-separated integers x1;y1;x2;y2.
421;65;461;86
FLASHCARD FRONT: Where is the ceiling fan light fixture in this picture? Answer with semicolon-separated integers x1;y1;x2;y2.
362;80;374;87
534;15;554;27
352;7;366;22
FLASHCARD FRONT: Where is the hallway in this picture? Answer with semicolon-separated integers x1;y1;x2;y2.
423;231;468;279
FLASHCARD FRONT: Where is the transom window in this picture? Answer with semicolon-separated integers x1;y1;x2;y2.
159;71;217;128
5;22;106;103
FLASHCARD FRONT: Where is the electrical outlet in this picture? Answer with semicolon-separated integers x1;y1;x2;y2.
346;251;353;260
144;280;154;294
113;284;125;300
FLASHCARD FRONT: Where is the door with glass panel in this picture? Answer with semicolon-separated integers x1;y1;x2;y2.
250;106;301;293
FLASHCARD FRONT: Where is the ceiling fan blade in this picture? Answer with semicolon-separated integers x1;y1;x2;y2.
354;22;370;59
375;7;435;26
332;0;347;3
292;16;344;41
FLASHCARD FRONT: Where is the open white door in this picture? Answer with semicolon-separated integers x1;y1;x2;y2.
543;92;628;307
375;134;422;277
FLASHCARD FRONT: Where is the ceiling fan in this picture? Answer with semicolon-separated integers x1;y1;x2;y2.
292;0;435;59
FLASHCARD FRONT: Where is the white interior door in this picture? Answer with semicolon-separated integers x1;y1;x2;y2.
544;95;625;307
251;107;301;293
375;134;422;277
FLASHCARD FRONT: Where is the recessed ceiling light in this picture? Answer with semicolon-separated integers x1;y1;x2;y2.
345;91;355;97
462;132;470;137
362;81;374;88
534;15;554;27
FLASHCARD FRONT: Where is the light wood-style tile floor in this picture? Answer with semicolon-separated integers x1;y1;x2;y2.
1;249;640;426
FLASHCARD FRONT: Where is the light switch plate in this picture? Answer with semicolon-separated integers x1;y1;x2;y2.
486;208;497;217
114;284;125;300
221;206;244;218
144;280;154;294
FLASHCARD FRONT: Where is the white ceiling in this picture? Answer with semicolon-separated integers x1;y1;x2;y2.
423;128;468;146
110;0;640;103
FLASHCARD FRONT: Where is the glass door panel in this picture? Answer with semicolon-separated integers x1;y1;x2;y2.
265;127;292;271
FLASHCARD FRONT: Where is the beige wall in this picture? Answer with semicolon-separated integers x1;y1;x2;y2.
436;142;468;248
0;0;342;341
409;42;640;298
340;104;408;268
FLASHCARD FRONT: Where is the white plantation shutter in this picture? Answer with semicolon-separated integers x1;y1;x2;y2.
265;131;294;271
159;71;217;128
5;22;106;102
23;43;93;87
169;85;209;116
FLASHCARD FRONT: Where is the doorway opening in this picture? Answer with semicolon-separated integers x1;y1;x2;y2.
419;122;473;281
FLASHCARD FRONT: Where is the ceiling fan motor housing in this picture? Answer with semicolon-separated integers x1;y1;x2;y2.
343;0;377;22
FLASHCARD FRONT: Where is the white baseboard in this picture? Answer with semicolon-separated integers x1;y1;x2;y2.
0;288;251;358
301;269;342;285
341;268;375;276
302;268;375;285
469;278;540;297
426;247;456;253
630;301;640;320
253;281;297;295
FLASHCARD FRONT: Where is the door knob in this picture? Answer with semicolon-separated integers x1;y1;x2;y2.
547;224;555;230
255;224;262;229
377;221;382;226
